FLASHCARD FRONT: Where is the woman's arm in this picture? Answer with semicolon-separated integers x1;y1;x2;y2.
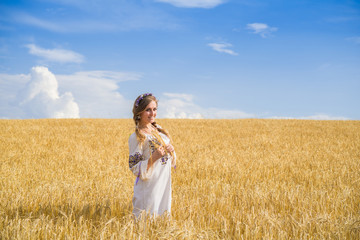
128;133;154;180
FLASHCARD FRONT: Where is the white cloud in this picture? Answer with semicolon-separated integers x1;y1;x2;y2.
26;44;84;63
15;13;66;32
268;114;349;120
0;67;140;119
11;7;179;32
14;12;119;33
246;23;277;38
159;94;203;119
56;71;141;118
155;0;226;8
204;108;255;119
208;43;238;56
163;92;193;102
19;66;80;118
299;114;349;120
158;93;255;119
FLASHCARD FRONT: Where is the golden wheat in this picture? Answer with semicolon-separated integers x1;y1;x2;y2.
1;119;359;239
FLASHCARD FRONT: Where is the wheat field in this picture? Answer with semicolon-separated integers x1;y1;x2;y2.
0;119;359;239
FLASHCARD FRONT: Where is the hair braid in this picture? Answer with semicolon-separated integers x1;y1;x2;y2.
151;122;174;159
134;119;146;145
152;122;171;141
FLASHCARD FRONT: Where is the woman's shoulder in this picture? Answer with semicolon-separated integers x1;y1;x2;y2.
129;132;150;143
128;132;138;143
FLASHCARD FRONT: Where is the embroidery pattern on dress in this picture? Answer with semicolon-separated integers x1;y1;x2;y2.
129;152;144;169
160;155;169;165
149;137;161;153
149;136;169;165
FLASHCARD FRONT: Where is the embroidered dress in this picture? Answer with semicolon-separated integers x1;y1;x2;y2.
128;131;176;218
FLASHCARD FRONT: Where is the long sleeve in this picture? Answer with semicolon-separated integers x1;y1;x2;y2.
128;133;153;181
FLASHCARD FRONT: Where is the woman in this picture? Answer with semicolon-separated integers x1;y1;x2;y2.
128;93;176;218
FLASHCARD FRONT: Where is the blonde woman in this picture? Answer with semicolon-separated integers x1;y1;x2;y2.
128;93;176;218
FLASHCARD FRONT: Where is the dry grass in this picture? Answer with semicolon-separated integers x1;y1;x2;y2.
1;119;359;239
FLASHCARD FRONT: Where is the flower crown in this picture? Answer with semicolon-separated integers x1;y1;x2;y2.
135;93;153;107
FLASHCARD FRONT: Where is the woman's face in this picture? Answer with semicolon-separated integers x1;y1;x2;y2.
139;100;157;126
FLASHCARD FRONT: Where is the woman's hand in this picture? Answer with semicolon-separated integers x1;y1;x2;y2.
148;145;175;170
165;144;175;153
148;147;165;170
151;146;166;161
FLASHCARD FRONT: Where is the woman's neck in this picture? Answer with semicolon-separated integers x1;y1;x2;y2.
138;123;155;133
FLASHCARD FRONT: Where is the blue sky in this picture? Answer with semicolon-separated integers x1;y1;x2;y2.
0;0;359;119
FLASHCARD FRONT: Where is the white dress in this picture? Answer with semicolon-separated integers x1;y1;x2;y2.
128;131;176;218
